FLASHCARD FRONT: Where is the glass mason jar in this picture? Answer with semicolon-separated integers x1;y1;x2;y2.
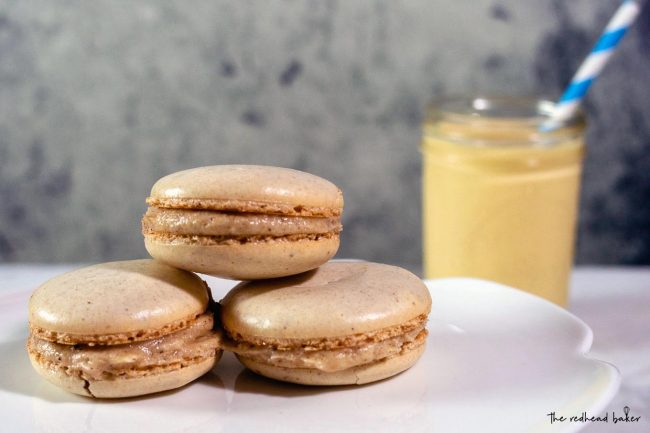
421;96;586;306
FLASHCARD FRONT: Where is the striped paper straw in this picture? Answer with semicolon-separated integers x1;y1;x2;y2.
542;0;641;131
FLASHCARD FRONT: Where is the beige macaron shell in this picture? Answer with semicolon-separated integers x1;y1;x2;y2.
29;352;219;398
29;260;209;337
238;343;425;386
149;165;343;210
221;262;432;339
145;235;339;280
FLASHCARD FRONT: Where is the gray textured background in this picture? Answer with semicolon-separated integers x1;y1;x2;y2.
1;0;649;272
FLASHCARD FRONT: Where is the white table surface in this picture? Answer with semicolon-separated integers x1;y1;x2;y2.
1;264;649;432
567;267;650;432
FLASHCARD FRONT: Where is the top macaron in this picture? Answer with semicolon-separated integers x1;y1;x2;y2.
142;165;344;280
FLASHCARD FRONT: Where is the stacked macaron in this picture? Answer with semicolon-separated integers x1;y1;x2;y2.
141;165;343;280
27;165;431;397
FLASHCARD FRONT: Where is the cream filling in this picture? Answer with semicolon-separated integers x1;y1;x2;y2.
142;207;342;237
224;327;427;372
28;313;221;381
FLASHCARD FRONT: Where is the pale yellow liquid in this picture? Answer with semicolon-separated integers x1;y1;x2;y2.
422;120;584;305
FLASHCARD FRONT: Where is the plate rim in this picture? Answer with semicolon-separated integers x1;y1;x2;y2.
424;277;622;433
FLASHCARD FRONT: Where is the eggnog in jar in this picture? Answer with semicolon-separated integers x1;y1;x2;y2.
421;97;585;305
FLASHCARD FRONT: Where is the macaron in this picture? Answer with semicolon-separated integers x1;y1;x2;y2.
27;260;222;398
220;262;432;386
142;165;344;280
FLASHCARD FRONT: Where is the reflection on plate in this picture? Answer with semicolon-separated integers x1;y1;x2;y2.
0;277;619;433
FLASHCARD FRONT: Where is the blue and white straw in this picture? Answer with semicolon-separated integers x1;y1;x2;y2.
543;0;641;131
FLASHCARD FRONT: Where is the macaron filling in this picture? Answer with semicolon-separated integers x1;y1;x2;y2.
28;313;220;381
142;205;342;247
224;326;427;373
142;208;342;237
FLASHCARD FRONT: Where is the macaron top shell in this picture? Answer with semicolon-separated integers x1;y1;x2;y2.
29;260;209;338
148;165;344;211
221;262;431;339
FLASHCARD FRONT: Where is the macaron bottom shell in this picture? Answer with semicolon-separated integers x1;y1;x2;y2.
144;235;340;280
28;351;221;398
236;343;426;386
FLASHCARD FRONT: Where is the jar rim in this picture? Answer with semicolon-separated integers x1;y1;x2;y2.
424;95;586;147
